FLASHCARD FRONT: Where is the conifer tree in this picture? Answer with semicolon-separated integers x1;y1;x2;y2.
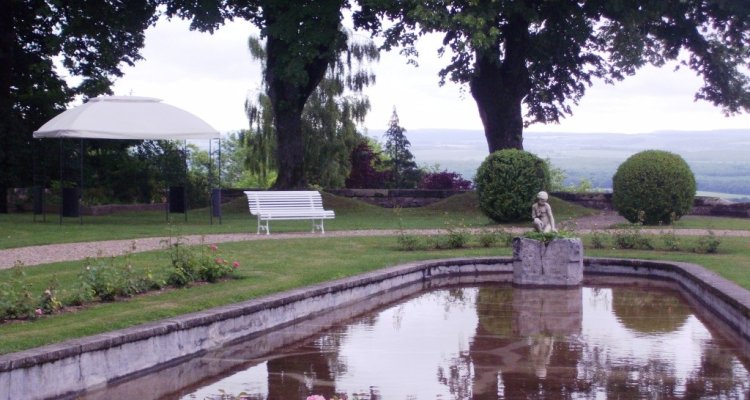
383;108;421;188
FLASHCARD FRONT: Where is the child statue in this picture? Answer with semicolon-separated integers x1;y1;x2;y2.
532;191;556;233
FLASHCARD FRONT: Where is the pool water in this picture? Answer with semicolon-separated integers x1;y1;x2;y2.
166;281;750;399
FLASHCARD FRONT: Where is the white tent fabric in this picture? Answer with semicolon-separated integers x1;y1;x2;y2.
33;96;220;140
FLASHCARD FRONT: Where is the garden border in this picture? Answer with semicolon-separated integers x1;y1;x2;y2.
1;256;750;400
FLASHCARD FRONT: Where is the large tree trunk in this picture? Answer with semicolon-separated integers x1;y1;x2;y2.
263;0;344;190
272;104;307;189
469;15;531;153
265;32;329;189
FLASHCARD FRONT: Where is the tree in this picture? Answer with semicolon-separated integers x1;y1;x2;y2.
382;108;420;188
166;0;351;188
243;31;378;188
355;1;750;152
345;139;390;188
0;1;158;212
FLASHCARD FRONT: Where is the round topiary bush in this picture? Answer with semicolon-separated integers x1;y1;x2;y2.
612;150;696;225
475;149;549;222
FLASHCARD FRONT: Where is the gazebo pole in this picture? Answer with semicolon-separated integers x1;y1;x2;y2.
209;138;213;225
79;138;83;225
59;138;63;225
218;137;222;225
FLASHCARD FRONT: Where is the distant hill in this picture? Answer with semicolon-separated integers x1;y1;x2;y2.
370;129;750;199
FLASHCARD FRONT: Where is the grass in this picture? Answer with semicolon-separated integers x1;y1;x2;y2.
671;215;750;231
0;192;595;249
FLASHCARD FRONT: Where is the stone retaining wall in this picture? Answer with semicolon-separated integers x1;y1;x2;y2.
2;256;750;400
326;188;470;208
552;191;750;218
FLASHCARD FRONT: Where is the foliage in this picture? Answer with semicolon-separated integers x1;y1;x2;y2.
475;149;549;222
694;231;721;254
522;230;576;244
0;264;37;320
1;1;158;211
661;231;681;252
345;139;391;188
589;231;609;250
612;150;696;225
546;159;593;193
440;219;470;249
419;170;472;190
477;229;499;248
80;245;159;301
354;1;750;152
165;236;239;287
396;233;424;251
243;32;378;188
383;108;421;188
612;225;654;250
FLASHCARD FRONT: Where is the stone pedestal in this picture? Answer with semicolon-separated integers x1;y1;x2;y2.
512;237;583;286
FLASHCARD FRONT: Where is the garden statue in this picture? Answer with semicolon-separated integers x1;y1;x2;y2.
532;191;556;233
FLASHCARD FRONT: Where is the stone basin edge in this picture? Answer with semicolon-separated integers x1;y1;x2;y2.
1;256;749;400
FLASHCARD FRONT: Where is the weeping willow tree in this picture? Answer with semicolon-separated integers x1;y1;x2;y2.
243;29;378;188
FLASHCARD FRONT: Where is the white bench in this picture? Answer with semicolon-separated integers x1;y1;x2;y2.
243;191;335;235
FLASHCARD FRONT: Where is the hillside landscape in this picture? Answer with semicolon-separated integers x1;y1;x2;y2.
372;129;750;201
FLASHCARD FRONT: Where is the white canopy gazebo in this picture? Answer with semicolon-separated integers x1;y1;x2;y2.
33;96;221;223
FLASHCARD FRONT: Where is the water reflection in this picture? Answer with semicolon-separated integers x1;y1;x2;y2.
81;280;750;400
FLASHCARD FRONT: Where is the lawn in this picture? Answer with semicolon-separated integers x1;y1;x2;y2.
0;192;595;249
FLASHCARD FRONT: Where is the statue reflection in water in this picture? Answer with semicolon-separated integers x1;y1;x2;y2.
467;286;583;398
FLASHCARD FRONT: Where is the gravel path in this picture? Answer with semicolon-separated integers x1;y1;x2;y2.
2;216;749;269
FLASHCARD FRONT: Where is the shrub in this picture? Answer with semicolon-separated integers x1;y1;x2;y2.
0;265;37;320
661;231;681;251
475;149;550;223
613;225;653;250
589;231;609;249
420;170;472;190
477;229;499;248
612;150;696;225
694;231;721;254
166;240;238;286
396;233;423;251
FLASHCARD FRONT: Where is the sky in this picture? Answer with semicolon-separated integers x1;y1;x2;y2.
108;16;750;136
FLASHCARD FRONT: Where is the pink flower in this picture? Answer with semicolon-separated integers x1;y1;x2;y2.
209;244;218;252
215;257;224;265
232;261;240;269
307;396;326;400
35;308;43;316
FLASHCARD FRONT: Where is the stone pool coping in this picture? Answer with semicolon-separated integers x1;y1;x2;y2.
2;256;750;400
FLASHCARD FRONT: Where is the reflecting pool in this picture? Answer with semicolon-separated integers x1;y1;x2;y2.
82;279;750;399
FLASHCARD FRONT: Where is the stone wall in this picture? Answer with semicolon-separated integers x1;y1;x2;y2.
552;191;750;218
326;188;469;208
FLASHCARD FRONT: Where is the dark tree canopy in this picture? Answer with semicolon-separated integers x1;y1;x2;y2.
355;0;750;152
0;0;158;211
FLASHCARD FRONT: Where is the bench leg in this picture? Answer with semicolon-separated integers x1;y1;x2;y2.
312;219;325;234
257;219;270;235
